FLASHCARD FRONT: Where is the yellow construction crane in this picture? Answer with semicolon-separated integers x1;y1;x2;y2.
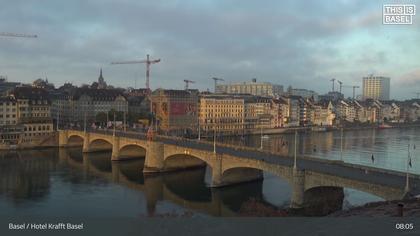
0;32;37;38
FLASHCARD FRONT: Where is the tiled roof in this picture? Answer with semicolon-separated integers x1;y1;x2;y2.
11;86;49;100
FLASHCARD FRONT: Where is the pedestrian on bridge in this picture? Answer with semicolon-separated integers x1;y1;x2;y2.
371;154;375;163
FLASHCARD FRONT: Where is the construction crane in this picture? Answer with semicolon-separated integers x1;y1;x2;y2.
337;80;343;94
111;54;160;92
343;85;360;100
212;77;224;93
0;32;37;38
330;78;336;92
414;92;420;99
184;79;195;90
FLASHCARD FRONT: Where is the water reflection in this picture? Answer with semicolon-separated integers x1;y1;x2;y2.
0;148;389;217
0;150;56;205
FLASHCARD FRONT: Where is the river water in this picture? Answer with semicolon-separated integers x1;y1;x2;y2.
219;126;420;174
0;127;418;217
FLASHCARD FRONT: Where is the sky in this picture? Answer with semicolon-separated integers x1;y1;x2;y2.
0;0;419;99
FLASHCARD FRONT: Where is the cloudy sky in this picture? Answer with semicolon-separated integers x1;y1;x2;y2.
0;0;419;99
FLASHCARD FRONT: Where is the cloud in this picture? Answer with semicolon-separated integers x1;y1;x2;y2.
0;0;419;99
397;69;420;86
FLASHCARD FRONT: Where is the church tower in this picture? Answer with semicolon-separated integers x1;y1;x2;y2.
97;68;107;89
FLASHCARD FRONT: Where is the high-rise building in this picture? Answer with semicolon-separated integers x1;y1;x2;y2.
362;75;390;100
215;79;283;97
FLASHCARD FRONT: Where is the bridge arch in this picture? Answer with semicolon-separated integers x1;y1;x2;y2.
118;144;147;159
220;167;264;187
164;153;208;172
88;138;113;152
67;134;84;146
221;160;294;185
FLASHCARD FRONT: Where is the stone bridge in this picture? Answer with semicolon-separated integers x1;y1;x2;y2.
58;130;420;207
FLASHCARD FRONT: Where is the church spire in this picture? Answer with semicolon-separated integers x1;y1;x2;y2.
98;68;104;82
97;68;107;89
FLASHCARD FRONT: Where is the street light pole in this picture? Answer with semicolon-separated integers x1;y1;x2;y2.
106;112;109;131
405;144;410;192
294;130;297;170
260;121;263;150
340;127;343;161
113;112;116;137
56;108;60;131
84;112;87;133
198;118;201;141
123;111;127;132
213;121;217;154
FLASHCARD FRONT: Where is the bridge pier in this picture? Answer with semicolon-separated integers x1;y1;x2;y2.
58;130;68;147
143;142;164;174
290;168;305;209
111;136;120;161
210;154;223;187
82;133;91;153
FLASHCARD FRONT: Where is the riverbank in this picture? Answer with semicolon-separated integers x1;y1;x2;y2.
200;122;420;138
0;132;57;150
330;197;420;217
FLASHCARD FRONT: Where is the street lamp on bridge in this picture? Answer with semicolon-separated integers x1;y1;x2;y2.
293;130;298;170
84;112;87;133
405;144;414;193
213;122;217;154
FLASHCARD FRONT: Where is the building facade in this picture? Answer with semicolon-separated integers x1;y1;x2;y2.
199;94;245;135
0;86;54;146
51;88;128;127
216;79;283;97
151;89;199;135
199;94;284;135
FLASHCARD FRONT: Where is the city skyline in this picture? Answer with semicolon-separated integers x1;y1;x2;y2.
1;0;420;99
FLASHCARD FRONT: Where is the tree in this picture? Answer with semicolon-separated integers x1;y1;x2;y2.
96;112;107;123
108;109;124;121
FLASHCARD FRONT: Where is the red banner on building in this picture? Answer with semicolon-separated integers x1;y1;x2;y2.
170;102;187;115
170;102;195;116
